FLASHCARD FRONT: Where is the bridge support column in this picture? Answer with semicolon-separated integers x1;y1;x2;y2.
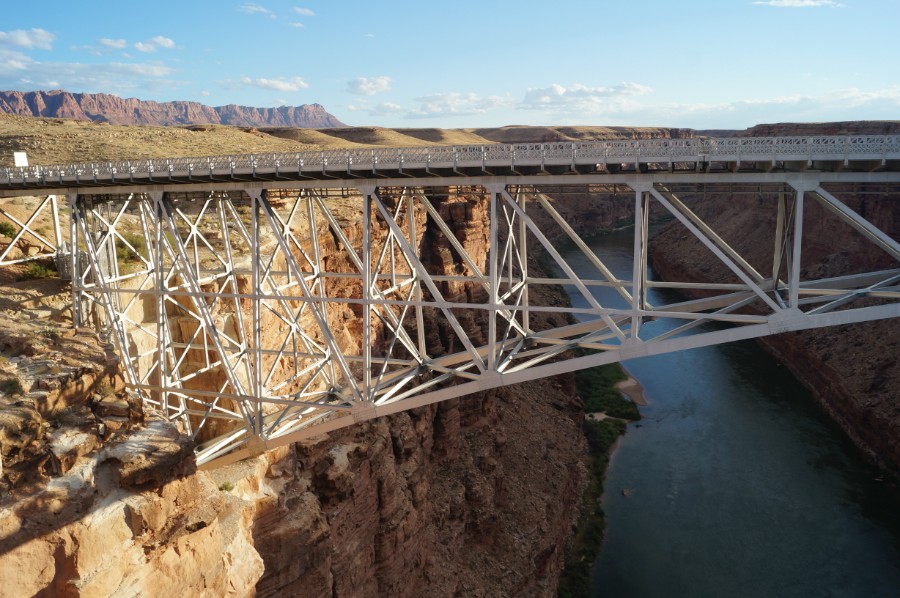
630;182;652;340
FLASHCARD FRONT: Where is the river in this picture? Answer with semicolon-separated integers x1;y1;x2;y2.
553;228;900;597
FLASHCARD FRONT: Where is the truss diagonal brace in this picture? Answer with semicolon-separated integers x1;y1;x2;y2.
254;189;364;403
497;187;628;342
155;192;256;430
367;187;488;373
810;187;900;262
648;186;784;314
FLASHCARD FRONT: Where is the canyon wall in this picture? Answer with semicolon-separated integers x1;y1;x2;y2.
650;188;900;474
0;190;588;597
0;90;346;128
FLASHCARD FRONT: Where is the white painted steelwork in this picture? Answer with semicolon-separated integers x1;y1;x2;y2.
2;136;897;468
2;135;899;193
0;194;63;266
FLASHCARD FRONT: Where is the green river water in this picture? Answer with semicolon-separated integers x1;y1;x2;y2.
554;228;900;597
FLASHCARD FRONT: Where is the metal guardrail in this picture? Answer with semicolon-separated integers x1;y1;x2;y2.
2;135;899;189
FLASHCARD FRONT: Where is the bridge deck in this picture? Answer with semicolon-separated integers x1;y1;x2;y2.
2;135;899;194
3;134;898;467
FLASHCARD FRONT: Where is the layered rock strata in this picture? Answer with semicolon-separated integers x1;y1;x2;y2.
0;90;345;128
0;189;587;597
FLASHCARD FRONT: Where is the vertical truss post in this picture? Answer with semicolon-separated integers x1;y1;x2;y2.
487;183;501;371
630;183;651;339
517;190;530;333
361;186;373;401
50;195;62;251
250;190;264;434
408;193;427;358
772;188;787;296
788;185;807;310
151;193;171;422
68;193;82;328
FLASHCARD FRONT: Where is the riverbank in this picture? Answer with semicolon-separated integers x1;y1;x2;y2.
616;373;647;406
558;362;644;597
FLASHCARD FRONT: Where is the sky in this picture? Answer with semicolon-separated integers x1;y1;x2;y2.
1;0;898;130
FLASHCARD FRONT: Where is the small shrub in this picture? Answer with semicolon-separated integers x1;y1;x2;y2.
96;379;114;398
21;261;57;280
0;379;24;396
41;327;61;341
219;481;234;492
575;362;640;420
116;232;148;262
0;221;16;238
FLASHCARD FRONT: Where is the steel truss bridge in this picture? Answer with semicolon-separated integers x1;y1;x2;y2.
1;135;898;468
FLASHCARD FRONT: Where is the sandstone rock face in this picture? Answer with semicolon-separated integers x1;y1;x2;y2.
237;189;586;596
244;379;584;597
0;90;346;128
0;281;265;597
0;417;264;598
0;189;587;597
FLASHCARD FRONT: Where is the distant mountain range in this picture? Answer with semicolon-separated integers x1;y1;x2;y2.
0;90;346;128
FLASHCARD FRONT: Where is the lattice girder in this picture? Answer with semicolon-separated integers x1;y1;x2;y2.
63;177;899;467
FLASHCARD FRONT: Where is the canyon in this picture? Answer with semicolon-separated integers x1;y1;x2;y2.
0;183;588;597
0;113;897;596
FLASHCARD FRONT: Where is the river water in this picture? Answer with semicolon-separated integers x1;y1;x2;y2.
554;229;900;597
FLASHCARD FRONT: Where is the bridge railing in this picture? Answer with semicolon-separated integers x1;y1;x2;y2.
3;135;899;188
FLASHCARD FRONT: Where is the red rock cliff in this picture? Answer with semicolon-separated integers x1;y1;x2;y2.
0;189;587;597
0;90;346;128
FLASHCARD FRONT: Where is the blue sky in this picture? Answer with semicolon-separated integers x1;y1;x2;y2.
1;0;898;129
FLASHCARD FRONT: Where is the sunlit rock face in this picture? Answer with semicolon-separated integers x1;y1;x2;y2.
0;90;345;128
0;189;586;597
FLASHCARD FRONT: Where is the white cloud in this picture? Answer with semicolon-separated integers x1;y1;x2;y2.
98;38;127;50
752;1;844;7
0;28;55;50
0;50;31;73
134;36;176;53
592;85;900;129
288;22;306;28
240;3;275;17
240;75;309;92
370;102;403;116
293;7;315;16
347;76;392;95
200;90;211;97
0;50;180;95
407;92;514;118
349;102;404;116
520;82;652;116
151;36;175;49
